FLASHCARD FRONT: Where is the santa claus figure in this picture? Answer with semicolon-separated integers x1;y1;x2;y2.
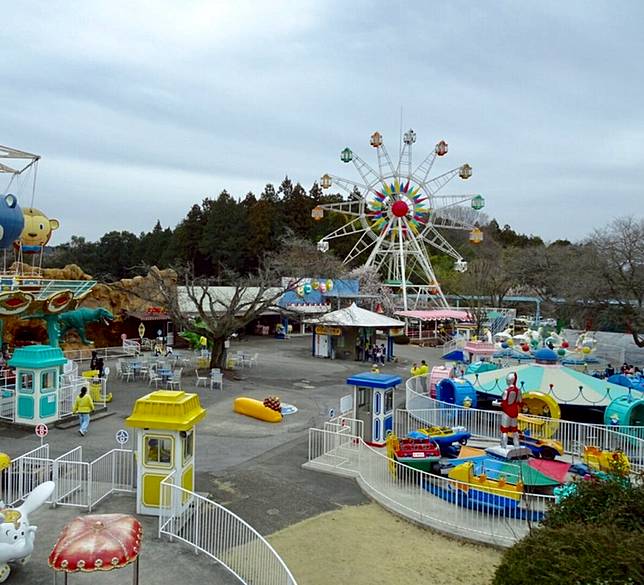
500;372;522;449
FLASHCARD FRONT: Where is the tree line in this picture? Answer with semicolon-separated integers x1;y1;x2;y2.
46;176;546;281
43;177;642;344
45;177;352;280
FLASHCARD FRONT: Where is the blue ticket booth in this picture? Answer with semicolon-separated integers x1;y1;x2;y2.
347;372;402;446
8;345;67;426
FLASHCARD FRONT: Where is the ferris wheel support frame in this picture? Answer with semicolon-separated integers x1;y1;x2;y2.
317;129;485;312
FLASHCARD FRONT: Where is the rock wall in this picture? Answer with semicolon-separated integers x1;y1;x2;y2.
2;265;177;349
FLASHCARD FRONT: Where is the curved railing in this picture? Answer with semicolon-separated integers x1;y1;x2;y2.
307;426;552;547
406;377;644;470
159;472;298;585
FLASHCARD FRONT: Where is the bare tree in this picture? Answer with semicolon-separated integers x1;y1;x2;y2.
506;218;643;341
133;238;343;368
343;265;396;314
589;217;644;346
455;244;518;337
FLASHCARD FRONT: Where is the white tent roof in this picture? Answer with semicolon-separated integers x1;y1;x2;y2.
316;303;405;328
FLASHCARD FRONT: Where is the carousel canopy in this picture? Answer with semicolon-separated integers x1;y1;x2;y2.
317;303;404;328
395;309;472;322
465;363;643;407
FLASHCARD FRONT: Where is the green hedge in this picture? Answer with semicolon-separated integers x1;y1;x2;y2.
543;475;644;532
493;524;643;585
494;474;644;585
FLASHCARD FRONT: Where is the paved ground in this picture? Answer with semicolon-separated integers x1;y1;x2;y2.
0;335;445;584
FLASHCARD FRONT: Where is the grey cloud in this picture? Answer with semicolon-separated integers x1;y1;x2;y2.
1;0;642;243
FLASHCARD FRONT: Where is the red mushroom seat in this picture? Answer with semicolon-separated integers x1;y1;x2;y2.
49;513;142;575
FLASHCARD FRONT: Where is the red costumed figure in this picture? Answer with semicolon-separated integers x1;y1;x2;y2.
500;372;522;449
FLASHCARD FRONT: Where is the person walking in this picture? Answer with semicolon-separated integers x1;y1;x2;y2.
419;360;429;393
380;344;386;366
72;386;95;436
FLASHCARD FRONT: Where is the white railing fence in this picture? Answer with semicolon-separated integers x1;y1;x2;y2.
405;380;644;470
122;339;141;357
0;386;15;421
63;345;138;363
308;427;551;547
159;473;298;585
2;444;135;511
89;448;135;509
2;444;51;506
53;446;87;507
325;415;364;439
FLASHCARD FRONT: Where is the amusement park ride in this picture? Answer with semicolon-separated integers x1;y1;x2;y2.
0;145;97;341
315;129;486;310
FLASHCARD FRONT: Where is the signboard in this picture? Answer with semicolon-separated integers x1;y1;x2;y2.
35;423;48;445
115;429;129;446
339;394;353;414
138;323;146;338
315;325;342;336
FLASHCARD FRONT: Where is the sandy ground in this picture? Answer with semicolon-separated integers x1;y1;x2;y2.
269;503;502;585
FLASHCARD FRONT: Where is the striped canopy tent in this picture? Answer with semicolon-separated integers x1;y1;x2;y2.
395;309;472;322
465;362;643;407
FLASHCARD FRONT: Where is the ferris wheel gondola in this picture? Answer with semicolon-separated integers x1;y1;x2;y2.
316;129;486;310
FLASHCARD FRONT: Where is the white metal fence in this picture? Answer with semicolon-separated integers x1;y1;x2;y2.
0;374;108;424
405;382;644;470
122;339;141;357
63;344;138;362
159;473;298;585
1;444;134;511
325;414;364;438
0;385;15;422
308;427;551;547
2;444;51;505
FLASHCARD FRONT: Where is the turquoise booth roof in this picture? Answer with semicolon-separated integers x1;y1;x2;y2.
9;345;67;369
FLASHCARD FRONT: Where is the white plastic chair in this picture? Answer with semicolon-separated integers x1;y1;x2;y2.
195;369;209;388
120;362;134;382
148;369;161;387
168;369;182;390
210;369;223;391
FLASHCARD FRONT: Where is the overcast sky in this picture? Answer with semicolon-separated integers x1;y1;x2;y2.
2;0;643;244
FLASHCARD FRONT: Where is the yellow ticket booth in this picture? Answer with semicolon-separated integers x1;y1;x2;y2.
125;390;206;516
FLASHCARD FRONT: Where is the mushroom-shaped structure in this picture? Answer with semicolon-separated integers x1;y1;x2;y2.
534;348;559;364
49;514;142;583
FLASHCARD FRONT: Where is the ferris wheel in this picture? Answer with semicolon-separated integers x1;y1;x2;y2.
315;129;485;310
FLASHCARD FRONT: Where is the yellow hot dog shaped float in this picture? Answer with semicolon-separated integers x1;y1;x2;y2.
233;397;283;423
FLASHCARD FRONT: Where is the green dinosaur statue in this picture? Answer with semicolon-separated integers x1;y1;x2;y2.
22;307;113;346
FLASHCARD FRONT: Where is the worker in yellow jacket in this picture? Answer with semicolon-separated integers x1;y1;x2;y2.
72;386;95;436
418;360;429;393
